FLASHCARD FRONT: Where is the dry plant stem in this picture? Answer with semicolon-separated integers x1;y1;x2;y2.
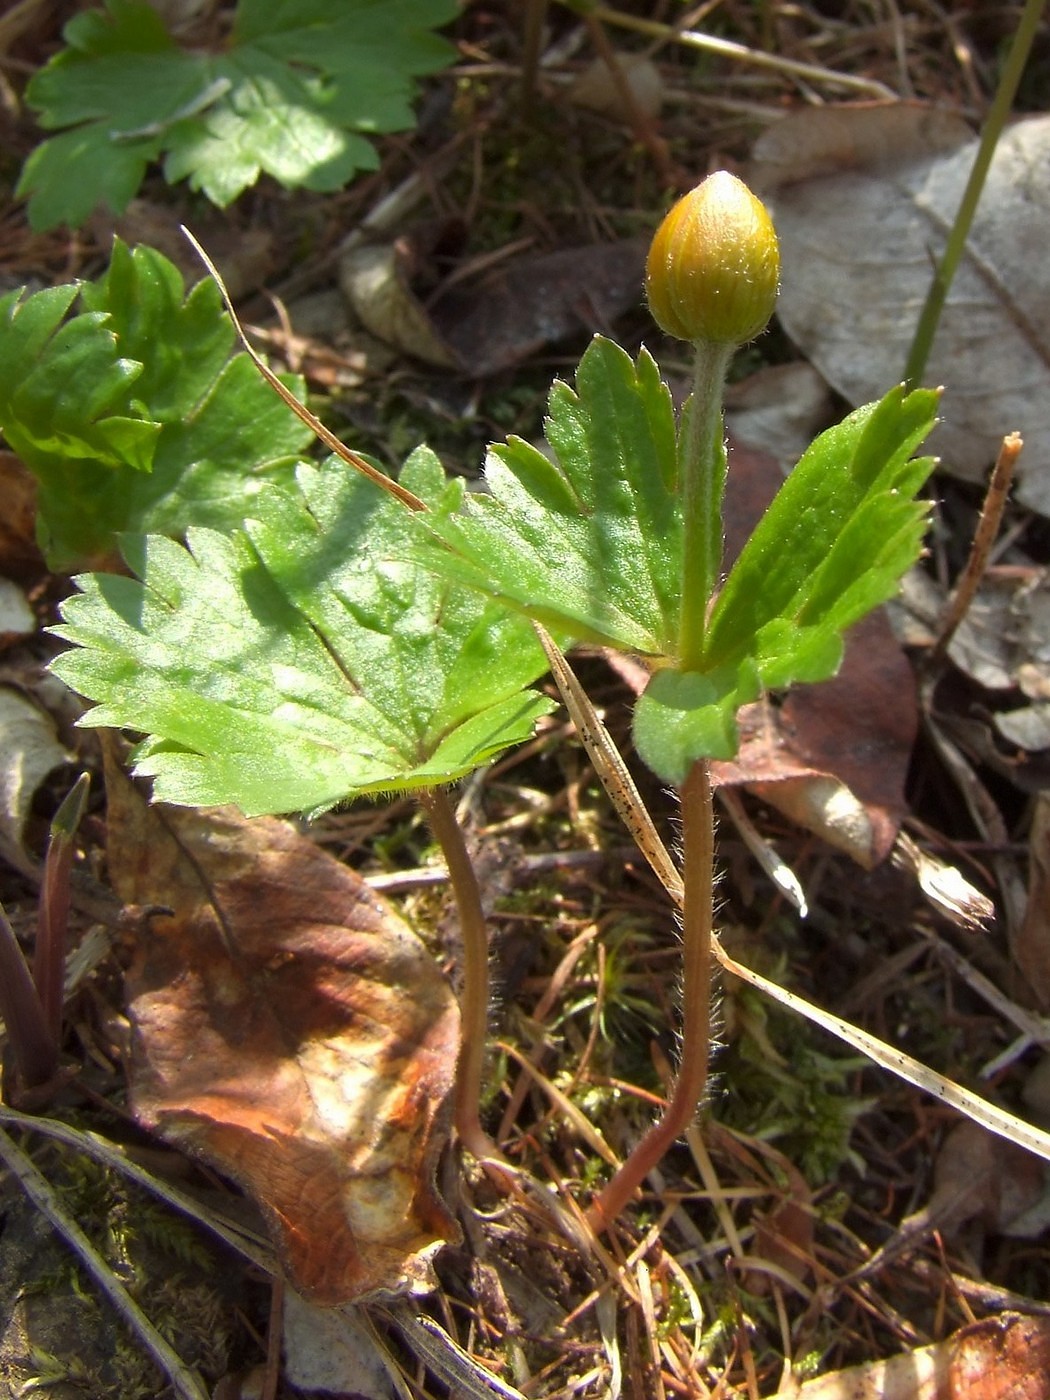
930;431;1022;664
417;787;500;1164
519;0;549;118
586;759;714;1232
580;3;897;99
903;0;1048;385
581;10;674;185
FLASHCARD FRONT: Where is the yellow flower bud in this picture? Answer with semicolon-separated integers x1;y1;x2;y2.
645;171;779;345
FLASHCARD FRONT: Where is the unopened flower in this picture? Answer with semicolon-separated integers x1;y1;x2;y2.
646;171;779;346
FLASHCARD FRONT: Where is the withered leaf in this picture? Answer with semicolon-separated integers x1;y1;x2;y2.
105;753;460;1303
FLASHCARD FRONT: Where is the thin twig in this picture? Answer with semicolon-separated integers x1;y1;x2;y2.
582;4;898;99
930;431;1023;664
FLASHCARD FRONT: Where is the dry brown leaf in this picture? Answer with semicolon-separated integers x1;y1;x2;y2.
0;686;75;873
103;753;460;1304
340;231;646;375
926;1121;1050;1241
948;1314;1050;1400
791;1313;1050;1400
750;105;1050;516
0;453;44;582
716;609;916;866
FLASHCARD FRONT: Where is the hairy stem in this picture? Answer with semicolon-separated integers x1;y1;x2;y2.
678;340;733;671
418;787;499;1163
586;759;714;1231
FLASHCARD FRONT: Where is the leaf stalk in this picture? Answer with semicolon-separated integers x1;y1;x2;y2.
418;787;500;1163
902;0;1048;386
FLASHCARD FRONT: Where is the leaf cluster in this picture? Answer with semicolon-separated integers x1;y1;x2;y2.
0;240;312;570
414;336;939;782
17;0;459;230
28;244;938;808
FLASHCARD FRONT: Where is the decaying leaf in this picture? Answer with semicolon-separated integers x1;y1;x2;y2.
104;755;460;1304
0;581;35;649
751;106;1050;516
715;610;916;866
793;1312;1050;1400
341;233;647;375
0;452;43;581
948;1313;1050;1400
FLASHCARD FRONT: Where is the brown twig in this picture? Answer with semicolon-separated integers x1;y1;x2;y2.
930;431;1022;665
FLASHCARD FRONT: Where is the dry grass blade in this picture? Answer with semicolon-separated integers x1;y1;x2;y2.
539;632;1050;1170
533;626;683;902
382;1303;531;1400
0;1127;211;1400
180;227;428;513
712;942;1050;1167
0;1104;277;1273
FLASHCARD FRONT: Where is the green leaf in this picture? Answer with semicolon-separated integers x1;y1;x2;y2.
414;349;937;784
18;0;459;229
0;241;313;571
633;662;762;783
50;453;554;817
704;385;939;688
417;336;683;655
632;385;940;784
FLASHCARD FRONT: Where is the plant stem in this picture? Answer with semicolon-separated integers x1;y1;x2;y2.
34;773;90;1049
678;340;732;672
586;758;714;1232
902;0;1047;386
0;897;58;1091
417;787;499;1163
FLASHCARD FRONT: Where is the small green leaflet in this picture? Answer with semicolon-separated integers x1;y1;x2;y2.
51;451;554;817
0;241;312;571
17;0;458;230
417;336;683;655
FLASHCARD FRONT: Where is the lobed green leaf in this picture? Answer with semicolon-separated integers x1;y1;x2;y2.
0;241;312;571
51;453;554;816
704;385;939;687
631;385;940;783
18;0;459;229
417;336;683;656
